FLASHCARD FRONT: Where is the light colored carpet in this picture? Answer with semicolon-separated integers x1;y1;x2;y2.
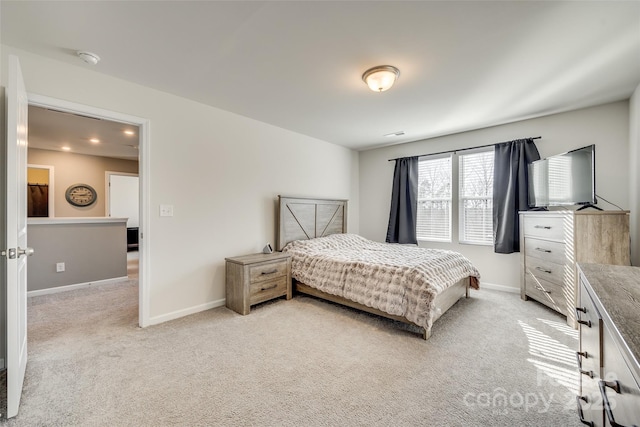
5;279;582;426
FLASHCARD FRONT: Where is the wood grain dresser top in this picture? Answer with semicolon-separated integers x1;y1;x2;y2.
578;263;640;378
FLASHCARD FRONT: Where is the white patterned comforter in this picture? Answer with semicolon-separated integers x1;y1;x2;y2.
282;234;480;332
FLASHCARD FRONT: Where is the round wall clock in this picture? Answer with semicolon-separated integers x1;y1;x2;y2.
65;184;97;207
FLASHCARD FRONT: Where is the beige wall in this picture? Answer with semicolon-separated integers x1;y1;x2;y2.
27;148;138;217
1;46;358;325
359;101;630;291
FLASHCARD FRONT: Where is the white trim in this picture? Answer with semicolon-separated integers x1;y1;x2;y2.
27;164;55;217
480;282;520;294
147;299;226;326
26;93;151;328
28;217;127;225
27;276;129;298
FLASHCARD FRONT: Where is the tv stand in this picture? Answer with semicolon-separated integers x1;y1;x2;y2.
576;203;602;211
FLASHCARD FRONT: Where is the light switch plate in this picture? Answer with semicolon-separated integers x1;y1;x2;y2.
159;204;174;217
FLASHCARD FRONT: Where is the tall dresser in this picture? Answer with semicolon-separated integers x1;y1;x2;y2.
519;210;629;327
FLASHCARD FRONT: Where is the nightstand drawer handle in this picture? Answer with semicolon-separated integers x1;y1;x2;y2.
535;285;551;294
261;269;278;275
261;283;278;291
534;225;552;229
535;266;552;274
535;247;552;253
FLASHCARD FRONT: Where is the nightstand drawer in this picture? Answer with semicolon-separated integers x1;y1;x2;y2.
249;261;288;283
250;276;288;305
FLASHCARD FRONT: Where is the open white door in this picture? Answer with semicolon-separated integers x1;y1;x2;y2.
3;55;32;418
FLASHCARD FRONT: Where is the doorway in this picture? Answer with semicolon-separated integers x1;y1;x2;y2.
107;172;140;277
27;94;150;327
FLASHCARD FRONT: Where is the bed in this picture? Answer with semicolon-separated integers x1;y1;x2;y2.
276;196;480;340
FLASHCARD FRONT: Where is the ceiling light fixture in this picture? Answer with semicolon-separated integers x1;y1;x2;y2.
77;51;100;65
89;138;100;144
362;65;400;92
61;146;71;151
124;130;135;136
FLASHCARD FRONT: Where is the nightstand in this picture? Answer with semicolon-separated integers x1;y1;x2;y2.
225;252;292;315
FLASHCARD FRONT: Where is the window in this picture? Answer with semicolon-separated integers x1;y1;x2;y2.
459;150;494;245
417;155;452;241
416;149;494;245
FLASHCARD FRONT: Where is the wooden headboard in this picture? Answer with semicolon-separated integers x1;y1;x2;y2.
277;196;348;251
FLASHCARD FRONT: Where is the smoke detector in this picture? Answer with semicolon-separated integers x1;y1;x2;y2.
77;51;100;65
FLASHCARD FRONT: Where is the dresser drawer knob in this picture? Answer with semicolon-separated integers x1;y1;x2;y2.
261;269;278;275
261;283;278;291
534;225;552;229
535;266;552;274
535;247;552;253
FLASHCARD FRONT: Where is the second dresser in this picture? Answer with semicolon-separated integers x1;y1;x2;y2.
519;210;629;327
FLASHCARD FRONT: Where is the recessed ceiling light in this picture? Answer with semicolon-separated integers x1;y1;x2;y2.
124;130;135;136
384;131;405;137
89;138;100;144
61;146;71;151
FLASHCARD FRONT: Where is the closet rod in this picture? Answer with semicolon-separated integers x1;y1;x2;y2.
387;136;541;162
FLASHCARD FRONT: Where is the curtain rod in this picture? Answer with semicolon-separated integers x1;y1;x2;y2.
387;136;541;162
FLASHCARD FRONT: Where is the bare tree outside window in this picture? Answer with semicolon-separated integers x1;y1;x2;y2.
417;155;452;241
460;150;494;244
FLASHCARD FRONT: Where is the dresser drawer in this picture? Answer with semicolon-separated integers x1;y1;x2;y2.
601;321;640;427
525;273;568;315
525;238;568;265
523;216;564;240
250;276;288;305
249;260;288;283
525;255;567;286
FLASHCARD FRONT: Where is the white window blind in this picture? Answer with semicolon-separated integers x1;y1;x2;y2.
459;150;494;245
417;155;452;242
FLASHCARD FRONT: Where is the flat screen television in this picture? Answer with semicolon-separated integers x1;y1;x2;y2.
528;144;596;208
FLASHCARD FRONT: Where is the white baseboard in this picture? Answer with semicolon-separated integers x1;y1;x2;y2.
146;298;226;326
478;282;520;294
27;276;129;297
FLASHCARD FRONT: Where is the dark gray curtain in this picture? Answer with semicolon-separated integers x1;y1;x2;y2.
493;139;540;253
386;156;419;244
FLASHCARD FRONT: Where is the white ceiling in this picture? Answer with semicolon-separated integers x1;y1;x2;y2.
28;106;139;161
2;1;640;152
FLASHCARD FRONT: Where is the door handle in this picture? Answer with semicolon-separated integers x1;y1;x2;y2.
17;247;34;258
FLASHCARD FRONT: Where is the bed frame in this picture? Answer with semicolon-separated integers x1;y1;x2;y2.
276;195;470;340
